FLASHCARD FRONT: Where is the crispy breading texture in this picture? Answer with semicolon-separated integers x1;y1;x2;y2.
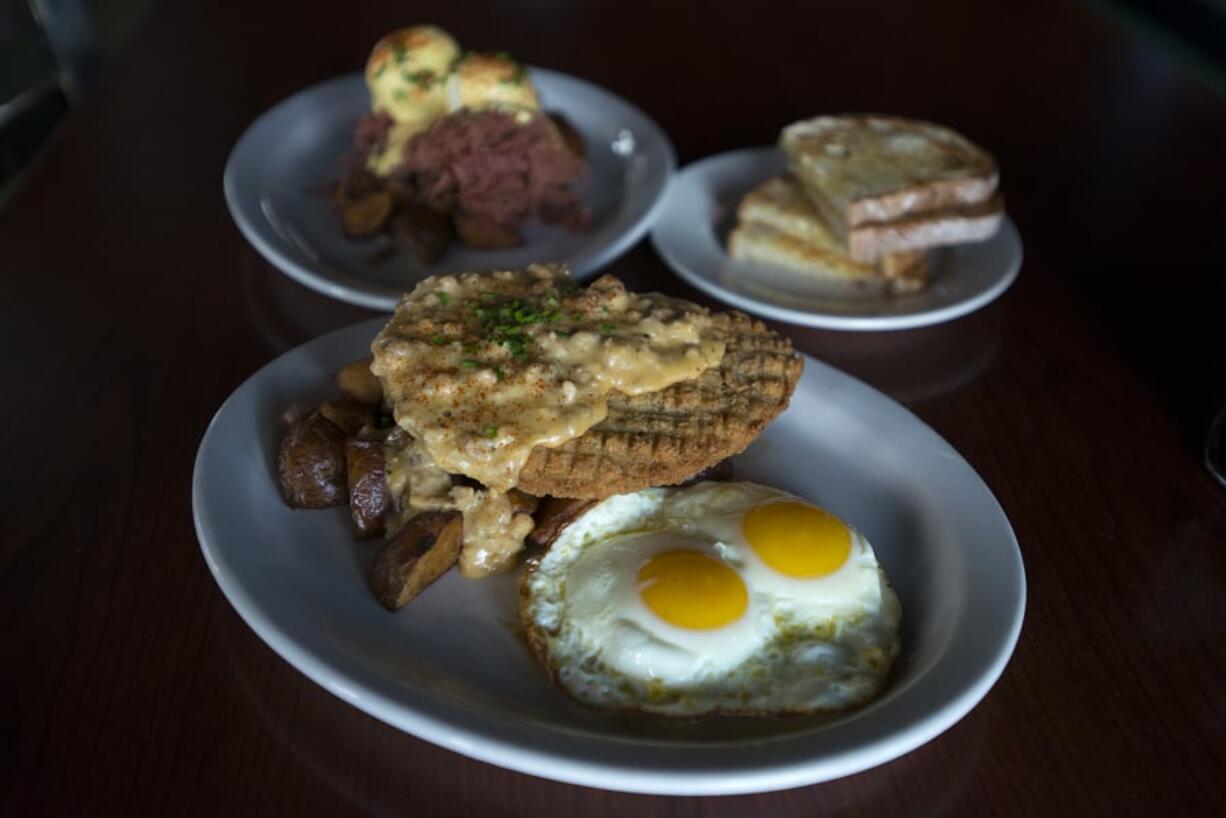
515;311;802;498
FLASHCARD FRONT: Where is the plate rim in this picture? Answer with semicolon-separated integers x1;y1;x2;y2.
192;317;1026;795
223;70;677;312
650;146;1023;331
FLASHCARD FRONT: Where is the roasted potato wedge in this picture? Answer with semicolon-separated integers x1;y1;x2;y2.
337;164;382;200
335;359;382;405
278;410;348;508
340;191;393;237
548;112;585;159
454;212;521;250
530;496;597;548
370;511;463;611
346;437;389;539
319;398;374;436
508;489;540;517
389;203;453;263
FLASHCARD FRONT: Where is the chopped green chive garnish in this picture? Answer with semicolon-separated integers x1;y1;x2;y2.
545;295;560;308
499;64;528;85
431;335;446;346
491;364;503;381
403;69;435;86
571;311;583;321
436;291;449;305
483;425;498;438
460;359;479;369
600;322;615;334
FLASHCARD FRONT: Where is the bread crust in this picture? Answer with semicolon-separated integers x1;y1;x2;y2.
847;193;1004;263
850;172;998;227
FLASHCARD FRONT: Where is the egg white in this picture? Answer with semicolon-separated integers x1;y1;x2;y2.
564;528;770;682
521;482;902;716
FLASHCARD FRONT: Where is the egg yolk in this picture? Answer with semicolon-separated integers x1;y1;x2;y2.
637;550;748;629
742;501;851;578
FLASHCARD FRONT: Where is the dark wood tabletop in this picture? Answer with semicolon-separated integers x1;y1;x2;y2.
4;0;1226;815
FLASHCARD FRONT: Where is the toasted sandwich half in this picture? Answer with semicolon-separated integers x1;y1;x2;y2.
729;175;929;292
780;115;1002;262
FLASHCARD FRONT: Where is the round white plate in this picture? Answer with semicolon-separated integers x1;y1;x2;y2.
224;72;675;311
193;318;1025;795
651;148;1023;331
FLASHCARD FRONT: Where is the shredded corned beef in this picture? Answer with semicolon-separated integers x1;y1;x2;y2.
395;110;589;230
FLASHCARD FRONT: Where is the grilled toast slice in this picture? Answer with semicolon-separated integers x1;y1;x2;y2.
729;223;927;293
729;176;929;291
781;115;998;234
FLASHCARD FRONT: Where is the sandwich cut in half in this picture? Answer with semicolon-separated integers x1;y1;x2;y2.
781;115;1003;263
728;175;930;293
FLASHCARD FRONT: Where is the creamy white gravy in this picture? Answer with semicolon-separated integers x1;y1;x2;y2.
384;429;535;578
372;264;725;576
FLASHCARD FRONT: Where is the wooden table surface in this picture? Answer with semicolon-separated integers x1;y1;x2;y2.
4;0;1225;815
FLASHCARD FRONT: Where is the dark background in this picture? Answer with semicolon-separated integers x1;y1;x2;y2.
2;1;1225;816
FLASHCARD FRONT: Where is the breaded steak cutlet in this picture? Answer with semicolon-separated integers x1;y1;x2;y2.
516;310;803;498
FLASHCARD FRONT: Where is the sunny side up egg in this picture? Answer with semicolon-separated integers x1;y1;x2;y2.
520;481;902;716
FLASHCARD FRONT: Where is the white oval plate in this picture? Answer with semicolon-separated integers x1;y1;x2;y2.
224;72;675;311
651;148;1023;331
192;318;1025;795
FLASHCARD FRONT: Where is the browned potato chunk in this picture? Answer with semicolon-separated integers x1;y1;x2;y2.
319;398;374;436
346;438;388;539
530;497;597;548
335;359;382;405
336;164;382;200
370;511;463;611
547;112;585;159
389;203;453;263
454;212;522;250
278;411;348;508
340;191;393;237
508;489;540;517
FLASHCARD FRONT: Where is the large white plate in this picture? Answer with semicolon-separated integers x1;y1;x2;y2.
651;148;1023;331
192;318;1025;795
224;72;675;311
